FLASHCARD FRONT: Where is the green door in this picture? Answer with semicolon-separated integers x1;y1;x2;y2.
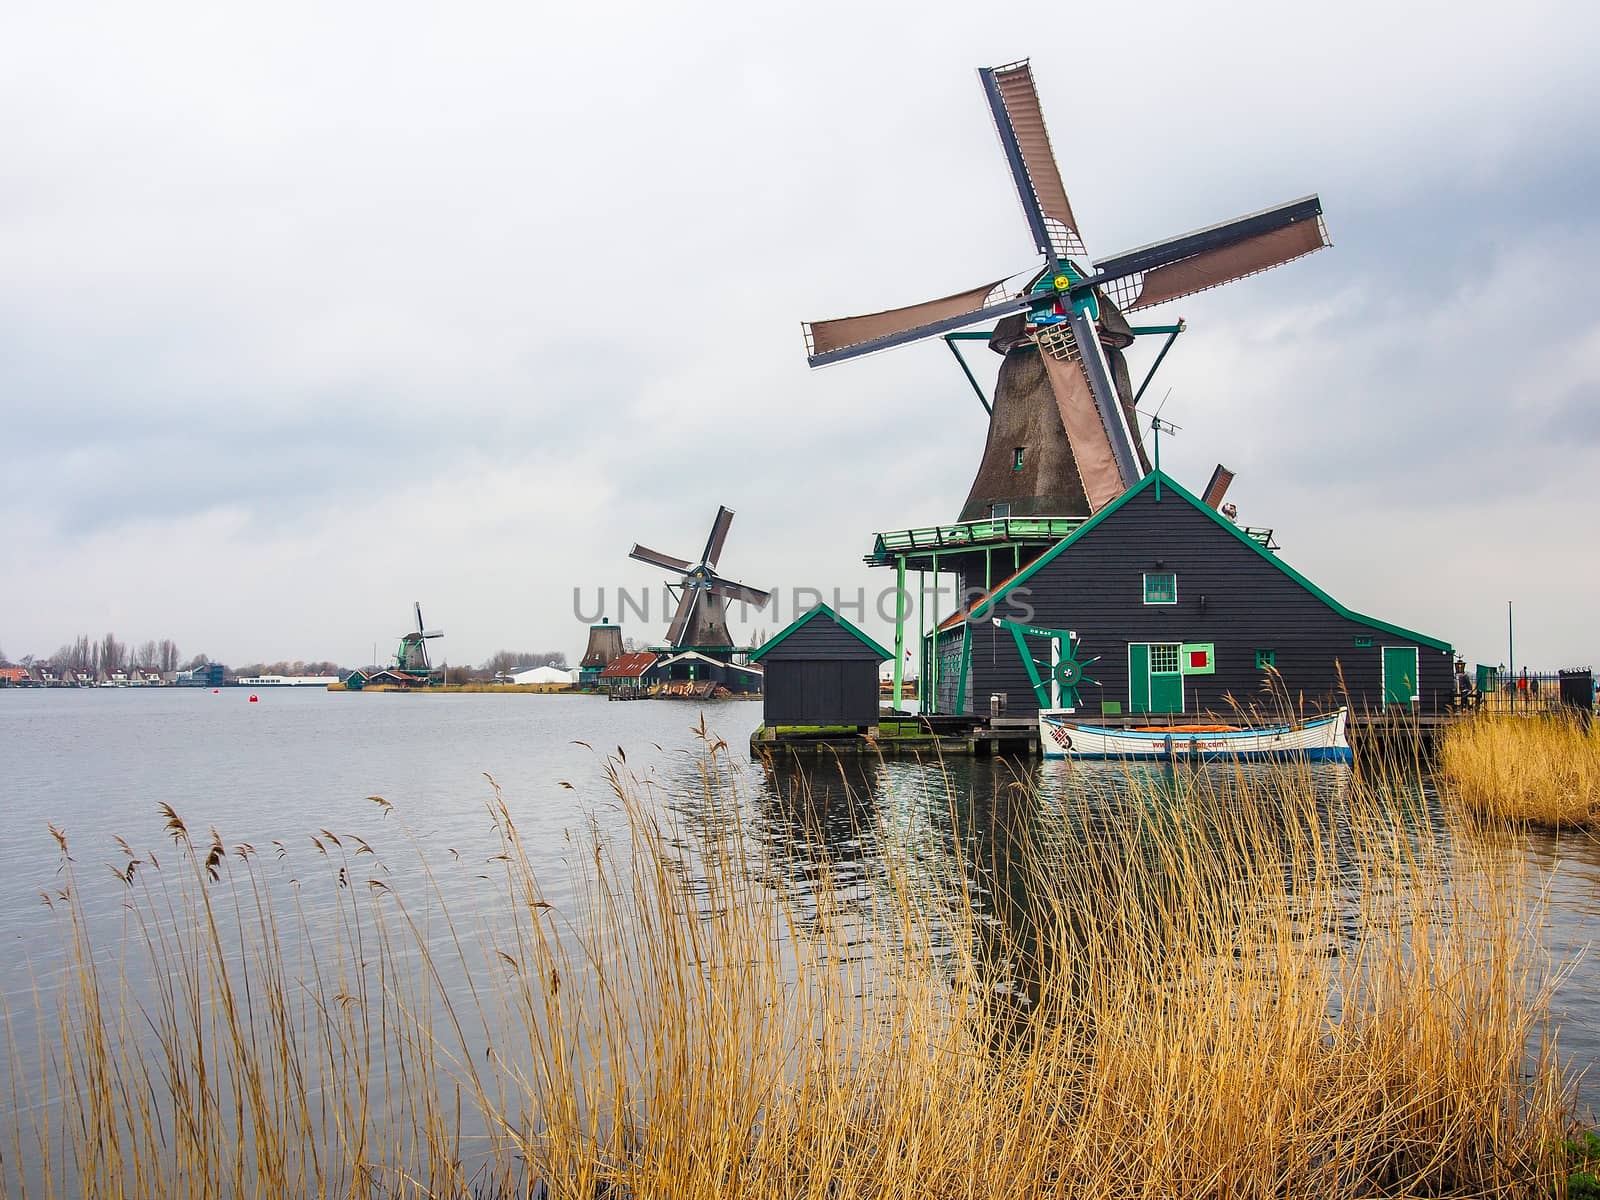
1129;644;1149;713
1129;643;1184;714
1382;646;1419;708
1149;643;1183;713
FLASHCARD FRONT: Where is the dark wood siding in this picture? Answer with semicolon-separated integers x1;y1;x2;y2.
763;661;880;725
759;611;887;726
965;485;1453;718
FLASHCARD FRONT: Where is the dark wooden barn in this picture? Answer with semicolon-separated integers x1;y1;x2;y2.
928;471;1453;719
750;604;893;728
652;650;764;695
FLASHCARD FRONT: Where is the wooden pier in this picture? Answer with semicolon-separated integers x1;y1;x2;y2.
751;709;1473;761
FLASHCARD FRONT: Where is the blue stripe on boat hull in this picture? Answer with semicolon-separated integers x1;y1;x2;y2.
1042;746;1354;762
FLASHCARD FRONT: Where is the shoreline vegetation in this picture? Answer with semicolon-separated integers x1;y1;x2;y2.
326;681;588;694
1440;711;1600;828
4;729;1590;1198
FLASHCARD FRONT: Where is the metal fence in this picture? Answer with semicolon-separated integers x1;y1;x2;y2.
1463;668;1596;714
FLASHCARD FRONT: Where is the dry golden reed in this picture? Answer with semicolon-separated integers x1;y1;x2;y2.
1440;712;1600;828
0;730;1578;1199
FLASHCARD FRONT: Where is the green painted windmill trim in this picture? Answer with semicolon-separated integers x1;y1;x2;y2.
966;471;1452;654
1004;620;1054;709
748;603;895;664
955;621;973;715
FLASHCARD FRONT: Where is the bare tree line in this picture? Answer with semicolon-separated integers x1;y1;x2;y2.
1;634;187;674
477;649;569;677
5;640;573;679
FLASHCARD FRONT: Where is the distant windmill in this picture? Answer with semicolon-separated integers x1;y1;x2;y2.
803;58;1330;519
395;602;443;674
629;506;771;649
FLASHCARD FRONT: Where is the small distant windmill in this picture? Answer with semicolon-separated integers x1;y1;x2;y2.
803;59;1330;519
395;602;443;675
629;506;771;649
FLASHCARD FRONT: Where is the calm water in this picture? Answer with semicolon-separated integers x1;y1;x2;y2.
1;687;1596;1135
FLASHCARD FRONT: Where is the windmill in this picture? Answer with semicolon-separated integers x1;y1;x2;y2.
803;59;1330;521
395;602;443;675
629;506;771;651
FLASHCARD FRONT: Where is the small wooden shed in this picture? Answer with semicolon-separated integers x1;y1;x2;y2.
749;604;892;728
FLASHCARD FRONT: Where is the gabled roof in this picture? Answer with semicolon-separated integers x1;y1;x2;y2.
652;650;764;677
950;471;1451;653
600;651;658;679
748;602;894;663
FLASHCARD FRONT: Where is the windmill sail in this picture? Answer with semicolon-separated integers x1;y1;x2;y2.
1093;196;1329;312
1035;325;1132;511
664;589;697;647
702;506;734;569
709;579;771;608
980;60;1086;259
805;279;1031;366
629;544;694;573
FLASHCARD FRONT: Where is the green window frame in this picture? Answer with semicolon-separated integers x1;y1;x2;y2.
1255;649;1276;669
1143;571;1177;605
1354;635;1373;648
1012;447;1025;471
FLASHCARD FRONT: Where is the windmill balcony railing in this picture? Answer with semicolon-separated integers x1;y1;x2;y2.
867;516;1275;564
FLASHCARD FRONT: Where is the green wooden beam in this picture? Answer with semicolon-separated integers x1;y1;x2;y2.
943;336;991;415
955;622;972;717
1133;320;1186;408
893;555;906;712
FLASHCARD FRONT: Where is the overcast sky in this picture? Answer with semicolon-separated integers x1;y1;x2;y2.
3;0;1597;672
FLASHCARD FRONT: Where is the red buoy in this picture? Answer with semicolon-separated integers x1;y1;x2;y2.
249;694;258;703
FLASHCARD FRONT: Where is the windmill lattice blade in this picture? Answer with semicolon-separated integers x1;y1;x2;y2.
629;544;695;574
708;579;771;609
1093;196;1329;312
664;589;697;647
806;283;1035;367
414;602;424;634
702;507;734;569
419;630;444;639
981;60;1087;260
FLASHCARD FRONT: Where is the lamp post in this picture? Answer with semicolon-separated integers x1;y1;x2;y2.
1507;601;1514;695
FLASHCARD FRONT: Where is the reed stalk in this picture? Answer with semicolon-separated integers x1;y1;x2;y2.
1440;711;1600;828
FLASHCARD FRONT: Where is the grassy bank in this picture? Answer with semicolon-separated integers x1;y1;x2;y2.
1440;711;1600;827
5;740;1579;1198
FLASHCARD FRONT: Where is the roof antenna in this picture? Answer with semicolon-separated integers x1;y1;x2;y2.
1146;389;1181;501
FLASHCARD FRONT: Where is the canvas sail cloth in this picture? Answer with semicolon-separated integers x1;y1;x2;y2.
806;280;1006;358
1104;218;1329;311
1039;342;1125;511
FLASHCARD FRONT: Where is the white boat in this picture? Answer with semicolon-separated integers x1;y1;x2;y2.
1039;707;1351;761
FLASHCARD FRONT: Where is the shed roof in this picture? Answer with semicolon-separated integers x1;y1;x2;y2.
748;603;894;663
940;470;1451;653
